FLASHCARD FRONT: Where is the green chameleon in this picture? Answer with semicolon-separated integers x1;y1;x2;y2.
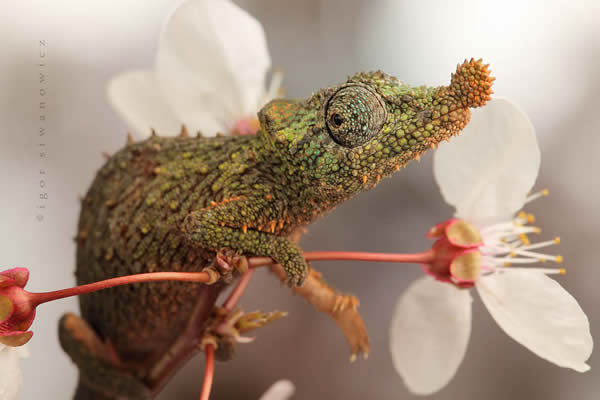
59;59;493;399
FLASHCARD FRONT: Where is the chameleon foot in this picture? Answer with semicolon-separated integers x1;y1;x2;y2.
202;307;287;361
215;250;249;275
332;293;359;313
270;265;370;360
200;250;249;285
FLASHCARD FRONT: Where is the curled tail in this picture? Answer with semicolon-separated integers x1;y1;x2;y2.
59;313;152;400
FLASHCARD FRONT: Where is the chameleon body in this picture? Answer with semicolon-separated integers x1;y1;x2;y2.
60;59;493;399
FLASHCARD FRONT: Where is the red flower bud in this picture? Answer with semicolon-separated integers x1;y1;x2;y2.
0;268;35;347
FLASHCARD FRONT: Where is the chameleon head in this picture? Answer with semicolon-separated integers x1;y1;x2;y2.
258;58;494;195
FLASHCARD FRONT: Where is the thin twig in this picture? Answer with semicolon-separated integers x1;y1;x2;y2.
223;269;255;312
199;344;215;400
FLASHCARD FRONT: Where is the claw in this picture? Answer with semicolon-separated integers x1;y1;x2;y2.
332;294;359;313
204;307;288;362
215;251;249;274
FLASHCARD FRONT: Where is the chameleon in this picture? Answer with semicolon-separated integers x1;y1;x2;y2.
59;59;493;399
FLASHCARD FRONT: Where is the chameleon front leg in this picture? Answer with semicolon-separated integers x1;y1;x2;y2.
183;197;308;286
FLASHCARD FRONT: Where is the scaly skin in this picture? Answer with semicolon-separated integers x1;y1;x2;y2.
60;59;493;399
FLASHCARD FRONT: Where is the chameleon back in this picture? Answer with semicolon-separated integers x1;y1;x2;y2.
75;134;255;362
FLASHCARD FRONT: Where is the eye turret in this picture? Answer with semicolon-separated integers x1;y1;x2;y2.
325;85;386;148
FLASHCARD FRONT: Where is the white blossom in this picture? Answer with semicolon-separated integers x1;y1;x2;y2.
390;98;593;395
258;380;295;400
108;0;280;139
0;344;29;400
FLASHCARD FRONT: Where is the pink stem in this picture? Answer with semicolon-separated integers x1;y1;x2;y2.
222;270;255;312
303;250;435;264
199;344;215;400
22;250;431;308
28;271;211;307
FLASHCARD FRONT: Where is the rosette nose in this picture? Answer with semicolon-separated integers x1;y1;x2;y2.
447;58;494;109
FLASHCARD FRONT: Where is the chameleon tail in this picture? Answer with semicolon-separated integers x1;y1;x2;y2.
59;313;152;400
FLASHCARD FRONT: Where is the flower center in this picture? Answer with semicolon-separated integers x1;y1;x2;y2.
425;189;564;287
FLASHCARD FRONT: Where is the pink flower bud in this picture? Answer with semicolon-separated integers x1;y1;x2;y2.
0;268;35;347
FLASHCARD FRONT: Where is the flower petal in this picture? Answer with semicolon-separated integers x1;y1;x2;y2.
477;271;593;372
0;295;13;324
0;344;27;400
155;0;271;136
107;71;182;139
0;331;33;347
258;380;295;400
433;98;540;225
0;269;29;288
390;277;472;395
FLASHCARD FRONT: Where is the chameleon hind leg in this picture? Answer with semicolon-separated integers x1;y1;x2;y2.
59;313;152;400
183;197;308;286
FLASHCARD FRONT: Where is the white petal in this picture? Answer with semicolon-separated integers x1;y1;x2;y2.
390;277;472;395
258;380;295;400
155;0;271;136
433;98;540;225
0;344;27;400
477;271;593;372
107;71;183;139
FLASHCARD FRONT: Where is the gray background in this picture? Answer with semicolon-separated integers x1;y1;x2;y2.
0;0;599;399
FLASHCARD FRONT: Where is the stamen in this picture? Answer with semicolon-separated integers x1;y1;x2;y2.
518;239;560;252
264;68;285;104
480;221;517;234
488;257;545;264
483;226;540;242
482;236;558;258
525;188;549;204
506;248;562;261
499;267;565;275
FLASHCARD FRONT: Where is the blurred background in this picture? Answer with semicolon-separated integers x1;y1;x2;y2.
0;0;599;399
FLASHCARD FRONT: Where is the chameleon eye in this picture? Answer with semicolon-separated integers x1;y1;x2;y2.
325;85;386;148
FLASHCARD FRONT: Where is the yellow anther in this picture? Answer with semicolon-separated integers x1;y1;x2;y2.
542;188;549;196
526;213;535;224
555;255;563;263
559;268;566;275
518;211;527;220
540;258;546;263
533;227;541;234
519;233;531;245
504;262;511;267
554;237;561;244
510;252;517;257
